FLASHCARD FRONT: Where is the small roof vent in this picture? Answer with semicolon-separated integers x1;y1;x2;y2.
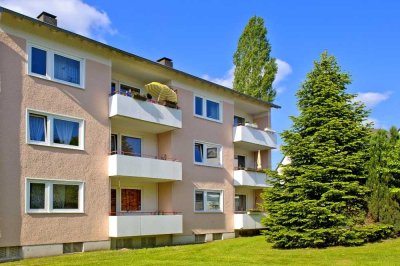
157;57;173;68
37;11;57;26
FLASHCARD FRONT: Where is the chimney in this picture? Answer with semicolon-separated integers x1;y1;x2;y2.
157;57;173;68
37;12;57;26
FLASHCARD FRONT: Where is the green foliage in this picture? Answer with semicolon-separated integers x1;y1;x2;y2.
366;127;400;232
262;52;392;249
233;16;277;102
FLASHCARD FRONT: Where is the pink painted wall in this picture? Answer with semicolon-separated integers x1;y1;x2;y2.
0;32;111;246
168;87;235;235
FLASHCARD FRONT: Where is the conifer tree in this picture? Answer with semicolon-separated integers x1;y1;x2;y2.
367;127;400;232
262;52;392;248
233;16;277;102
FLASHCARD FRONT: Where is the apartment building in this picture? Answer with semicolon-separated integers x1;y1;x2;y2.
0;7;279;260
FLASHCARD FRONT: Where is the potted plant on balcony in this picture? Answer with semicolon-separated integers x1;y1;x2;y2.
245;121;258;128
133;92;148;101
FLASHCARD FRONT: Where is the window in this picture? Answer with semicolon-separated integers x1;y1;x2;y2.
53;119;80;146
195;190;223;212
121;189;141;211
26;179;84;213
111;134;118;154
194;141;222;167
235;194;247;212
28;44;85;88
120;84;141;95
27;110;84;150
194;95;222;122
235;155;246;169
234;116;245;126
54;54;80;85
121;136;141;156
31;47;47;76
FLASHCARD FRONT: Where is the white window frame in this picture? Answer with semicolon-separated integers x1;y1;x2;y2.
193;140;223;167
25;178;84;214
194;189;224;213
27;43;85;89
193;95;223;123
26;109;85;150
234;193;247;212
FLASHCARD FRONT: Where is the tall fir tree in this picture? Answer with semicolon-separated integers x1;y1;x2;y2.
233;16;277;102
262;52;392;248
367;127;400;232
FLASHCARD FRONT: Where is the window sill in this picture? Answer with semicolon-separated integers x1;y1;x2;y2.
194;162;223;168
28;73;85;90
27;141;84;151
194;114;223;124
26;211;84;214
194;211;224;214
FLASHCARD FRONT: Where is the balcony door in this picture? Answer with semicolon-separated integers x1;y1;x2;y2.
121;189;141;211
111;189;116;215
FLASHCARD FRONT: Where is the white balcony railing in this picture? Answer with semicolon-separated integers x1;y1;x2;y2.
233;126;277;150
234;213;266;230
108;154;182;181
109;94;182;132
109;214;183;237
233;169;271;188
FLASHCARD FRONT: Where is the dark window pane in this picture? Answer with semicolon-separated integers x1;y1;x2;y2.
31;47;47;76
235;194;246;212
54;54;80;84
234;116;245;126
111;82;116;95
29;114;46;142
111;134;118;154
237;155;246;169
194;143;203;163
30;183;45;209
53;119;80;146
206;100;220;120
195;191;204;211
195;97;203;116
53;184;79;209
121;136;141;156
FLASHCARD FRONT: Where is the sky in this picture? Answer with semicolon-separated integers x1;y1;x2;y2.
1;0;399;168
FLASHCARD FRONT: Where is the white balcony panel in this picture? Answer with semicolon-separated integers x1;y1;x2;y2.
109;94;182;133
108;154;182;181
234;213;266;230
233;126;277;150
109;215;183;237
233;170;271;188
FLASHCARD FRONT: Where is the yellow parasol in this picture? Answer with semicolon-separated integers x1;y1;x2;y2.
145;82;177;103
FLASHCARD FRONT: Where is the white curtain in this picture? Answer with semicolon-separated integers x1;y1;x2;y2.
29;115;45;141
54;119;75;145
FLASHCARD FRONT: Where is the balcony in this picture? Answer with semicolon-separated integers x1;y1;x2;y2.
233;125;277;150
234;212;266;230
108;153;182;182
109;93;182;133
233;168;271;188
109;213;183;237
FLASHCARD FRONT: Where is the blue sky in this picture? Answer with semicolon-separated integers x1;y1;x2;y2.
2;0;399;168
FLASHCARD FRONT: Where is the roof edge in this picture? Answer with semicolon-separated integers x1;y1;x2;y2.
0;6;281;109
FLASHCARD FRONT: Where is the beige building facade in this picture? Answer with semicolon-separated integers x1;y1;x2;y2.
0;7;279;260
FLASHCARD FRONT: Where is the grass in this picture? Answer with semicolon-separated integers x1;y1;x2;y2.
4;236;400;266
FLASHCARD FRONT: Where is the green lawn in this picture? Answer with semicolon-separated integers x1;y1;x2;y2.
5;236;400;266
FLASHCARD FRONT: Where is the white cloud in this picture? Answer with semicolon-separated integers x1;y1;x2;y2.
202;59;292;91
0;0;115;41
355;91;392;108
202;66;234;88
273;59;292;86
